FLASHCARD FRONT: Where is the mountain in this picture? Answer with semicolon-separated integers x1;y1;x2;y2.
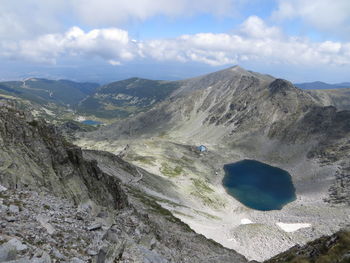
78;77;179;119
0;103;247;263
1;66;349;262
0;78;101;126
78;66;350;261
294;81;350;111
295;81;350;90
86;66;317;142
0;78;99;107
307;87;350;111
338;82;350;87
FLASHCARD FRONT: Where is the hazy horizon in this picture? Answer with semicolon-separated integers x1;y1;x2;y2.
1;0;350;83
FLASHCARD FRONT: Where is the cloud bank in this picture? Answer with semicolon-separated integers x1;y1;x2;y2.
0;0;236;40
273;0;350;39
2;16;350;68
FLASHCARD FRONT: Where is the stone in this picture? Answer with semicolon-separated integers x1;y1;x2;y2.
3;257;31;263
69;257;85;263
51;248;66;260
36;216;55;235
7;239;28;252
0;204;8;212
9;205;19;214
31;251;51;263
5;216;16;222
0;239;20;262
87;222;102;231
0;184;7;192
0;245;16;262
86;249;98;256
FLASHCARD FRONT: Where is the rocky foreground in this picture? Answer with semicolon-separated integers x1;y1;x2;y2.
1;63;350;262
0;104;247;262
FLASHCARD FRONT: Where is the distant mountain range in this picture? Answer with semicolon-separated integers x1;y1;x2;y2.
1;75;349;123
0;78;98;107
295;81;350;90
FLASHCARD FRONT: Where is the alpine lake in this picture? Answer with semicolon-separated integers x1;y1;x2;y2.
223;160;296;211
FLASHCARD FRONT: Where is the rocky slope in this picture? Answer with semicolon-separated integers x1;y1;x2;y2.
85;66;318;142
77;66;350;261
307;88;350;111
0;103;248;263
265;228;350;263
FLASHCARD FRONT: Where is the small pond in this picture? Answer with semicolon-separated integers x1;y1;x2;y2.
81;120;103;126
223;160;296;211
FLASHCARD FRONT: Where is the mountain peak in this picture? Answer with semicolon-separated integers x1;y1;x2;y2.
229;65;246;72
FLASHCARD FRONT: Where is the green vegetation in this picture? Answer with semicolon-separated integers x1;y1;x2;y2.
78;78;180;119
0;79;98;107
172;210;195;219
99;78;178;101
160;162;183;177
191;178;214;193
129;188;192;230
133;155;156;165
194;209;221;220
189;178;224;208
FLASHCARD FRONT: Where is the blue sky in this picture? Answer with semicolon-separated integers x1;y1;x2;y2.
0;0;350;83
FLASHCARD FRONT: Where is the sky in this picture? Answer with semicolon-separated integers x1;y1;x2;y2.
0;0;350;83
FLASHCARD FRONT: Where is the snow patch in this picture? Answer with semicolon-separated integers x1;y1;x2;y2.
241;218;253;225
276;222;311;232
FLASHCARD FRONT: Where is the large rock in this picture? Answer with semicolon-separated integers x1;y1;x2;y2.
0;238;27;262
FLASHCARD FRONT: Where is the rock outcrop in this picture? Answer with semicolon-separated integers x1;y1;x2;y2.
265;228;350;263
0;105;248;263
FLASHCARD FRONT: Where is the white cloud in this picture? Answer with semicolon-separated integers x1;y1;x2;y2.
71;0;235;25
240;16;282;39
0;0;67;40
1;27;135;64
0;0;237;40
272;0;350;39
139;16;350;66
2;16;350;69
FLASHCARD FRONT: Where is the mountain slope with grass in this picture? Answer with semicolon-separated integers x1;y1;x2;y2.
307;87;350;111
78;77;180;119
77;66;350;261
0;78;98;107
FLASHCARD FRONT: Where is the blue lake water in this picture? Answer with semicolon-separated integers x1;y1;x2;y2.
81;120;102;126
223;160;296;211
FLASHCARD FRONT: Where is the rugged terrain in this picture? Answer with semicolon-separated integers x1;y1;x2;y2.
78;78;179;119
0;78;97;107
1;66;349;262
265;228;350;263
0;103;248;263
0;78;103;126
307;88;350;111
77;66;350;261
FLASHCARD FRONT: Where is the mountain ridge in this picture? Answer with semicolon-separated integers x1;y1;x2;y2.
77;65;350;261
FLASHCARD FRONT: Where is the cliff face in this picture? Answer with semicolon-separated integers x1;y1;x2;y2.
0;105;248;263
0;106;127;210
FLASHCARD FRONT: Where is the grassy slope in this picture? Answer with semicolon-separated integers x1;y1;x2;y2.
0;79;99;107
78;78;179;119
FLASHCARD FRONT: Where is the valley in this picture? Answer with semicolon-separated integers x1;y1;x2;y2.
75;66;350;261
1;66;349;262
